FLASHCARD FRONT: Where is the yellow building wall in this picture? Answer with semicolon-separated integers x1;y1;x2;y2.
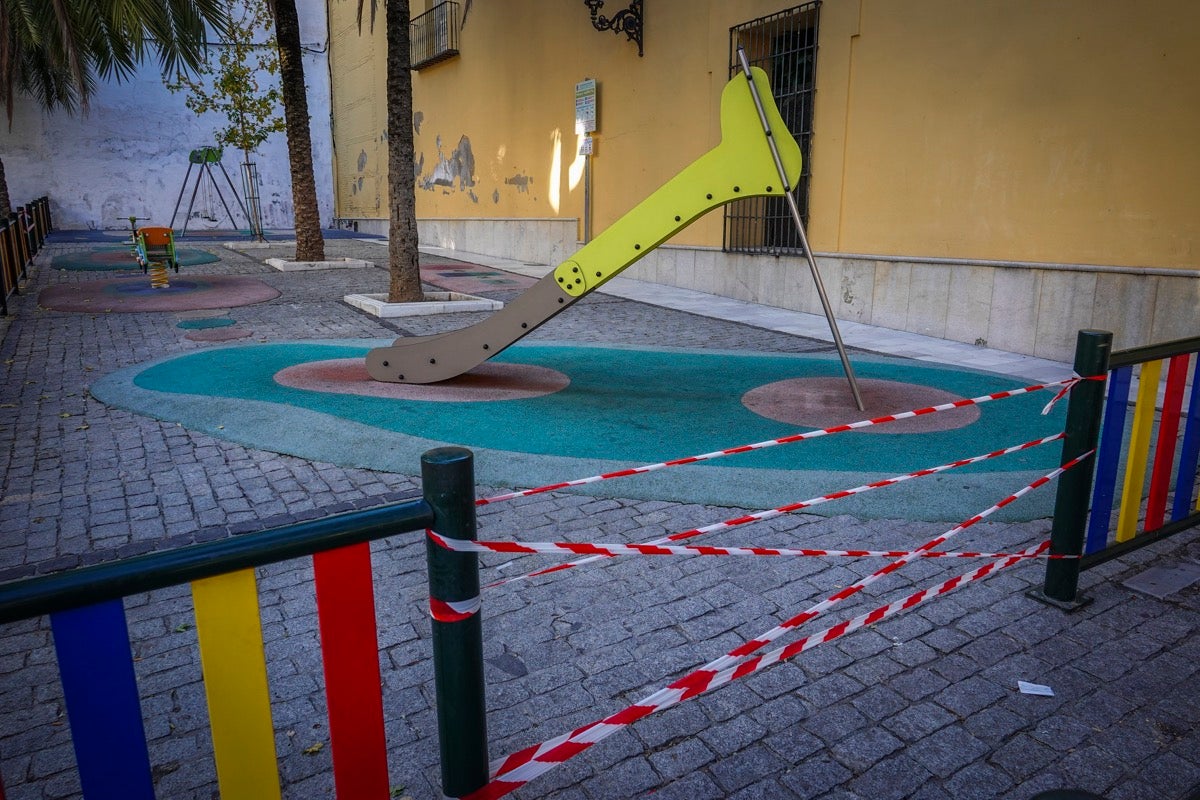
327;0;388;219
817;0;1200;267
327;0;1200;269
402;0;752;248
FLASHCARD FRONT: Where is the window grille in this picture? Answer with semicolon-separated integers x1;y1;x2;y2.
725;2;820;255
411;1;460;70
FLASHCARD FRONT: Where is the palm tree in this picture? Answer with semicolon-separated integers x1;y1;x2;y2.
0;0;228;215
384;0;422;301
358;0;422;303
267;0;325;262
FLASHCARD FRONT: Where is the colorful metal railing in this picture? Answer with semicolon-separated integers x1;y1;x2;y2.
1038;330;1200;605
1082;334;1200;566
0;447;473;800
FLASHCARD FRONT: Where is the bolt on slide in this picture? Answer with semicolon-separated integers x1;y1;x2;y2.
365;65;803;385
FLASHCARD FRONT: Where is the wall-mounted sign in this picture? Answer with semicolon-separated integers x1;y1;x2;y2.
580;136;594;156
575;78;597;135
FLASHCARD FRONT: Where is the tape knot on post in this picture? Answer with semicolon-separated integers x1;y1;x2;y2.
1041;373;1082;415
1041;373;1107;415
429;595;482;622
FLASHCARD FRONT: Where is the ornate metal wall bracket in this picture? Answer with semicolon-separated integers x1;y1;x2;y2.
584;0;643;57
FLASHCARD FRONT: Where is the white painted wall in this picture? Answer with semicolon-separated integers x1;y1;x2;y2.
0;0;334;232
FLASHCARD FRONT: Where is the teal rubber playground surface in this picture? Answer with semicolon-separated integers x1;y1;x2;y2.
92;340;1070;521
49;245;220;270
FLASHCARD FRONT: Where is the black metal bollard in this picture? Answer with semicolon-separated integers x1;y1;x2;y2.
1037;329;1112;607
421;447;489;797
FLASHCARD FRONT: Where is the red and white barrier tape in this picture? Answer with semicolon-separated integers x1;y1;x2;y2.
429;595;482;622
476;377;1093;507
431;533;1075;561
472;453;1093;796
577;451;1091;688
482;433;1064;588
470;542;1048;799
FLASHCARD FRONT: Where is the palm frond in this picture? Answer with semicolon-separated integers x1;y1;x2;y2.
356;0;379;34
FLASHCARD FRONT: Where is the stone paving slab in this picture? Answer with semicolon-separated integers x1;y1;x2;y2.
0;236;1197;800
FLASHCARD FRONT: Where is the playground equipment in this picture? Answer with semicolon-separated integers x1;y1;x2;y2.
123;215;179;287
170;146;253;237
134;225;180;289
122;215;147;263
1;327;1197;798
367;49;865;409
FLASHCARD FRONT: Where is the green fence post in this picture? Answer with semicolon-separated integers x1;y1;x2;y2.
421;446;488;797
1035;329;1112;608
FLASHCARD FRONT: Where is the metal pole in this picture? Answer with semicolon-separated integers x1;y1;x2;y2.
584;152;593;244
421;447;488;798
215;160;253;223
736;46;864;411
170;162;195;229
180;165;205;237
205;164;243;234
1034;329;1111;608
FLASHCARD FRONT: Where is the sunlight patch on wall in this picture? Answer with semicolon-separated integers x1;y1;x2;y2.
549;128;563;213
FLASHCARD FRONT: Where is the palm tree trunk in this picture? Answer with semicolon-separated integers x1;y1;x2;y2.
385;0;422;302
273;0;325;261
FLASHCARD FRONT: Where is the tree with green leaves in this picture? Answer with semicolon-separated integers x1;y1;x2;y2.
167;0;285;238
0;0;228;215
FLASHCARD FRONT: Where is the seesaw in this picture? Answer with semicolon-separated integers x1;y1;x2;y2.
367;51;864;408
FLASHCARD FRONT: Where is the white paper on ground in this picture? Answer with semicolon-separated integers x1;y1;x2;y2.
1017;680;1055;696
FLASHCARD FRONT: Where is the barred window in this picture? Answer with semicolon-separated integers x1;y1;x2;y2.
725;2;820;255
411;1;460;70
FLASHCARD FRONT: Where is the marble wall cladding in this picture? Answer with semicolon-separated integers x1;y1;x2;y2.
1092;272;1156;350
987;268;1042;356
417;218;576;266
835;259;876;322
672;247;698;289
804;257;842;317
623;251;656;282
1033;270;1098;361
434;222;1197;362
692;248;720;295
870;261;912;331
765;258;800;312
906;264;951;339
946;265;994;347
1151;274;1200;345
626;246;662;284
716;253;752;303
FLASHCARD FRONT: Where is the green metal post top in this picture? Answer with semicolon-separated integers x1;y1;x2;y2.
422;446;480;602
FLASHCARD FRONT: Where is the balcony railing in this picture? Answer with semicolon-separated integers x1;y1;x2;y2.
411;1;460;70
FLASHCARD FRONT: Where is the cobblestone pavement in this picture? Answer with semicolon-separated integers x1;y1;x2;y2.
1;238;1197;800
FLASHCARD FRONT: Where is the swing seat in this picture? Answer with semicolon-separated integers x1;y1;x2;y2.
136;227;180;273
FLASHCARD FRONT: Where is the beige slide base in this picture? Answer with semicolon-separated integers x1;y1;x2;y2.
364;273;577;384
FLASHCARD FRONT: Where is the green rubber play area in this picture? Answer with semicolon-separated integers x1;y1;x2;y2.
91;340;1071;521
